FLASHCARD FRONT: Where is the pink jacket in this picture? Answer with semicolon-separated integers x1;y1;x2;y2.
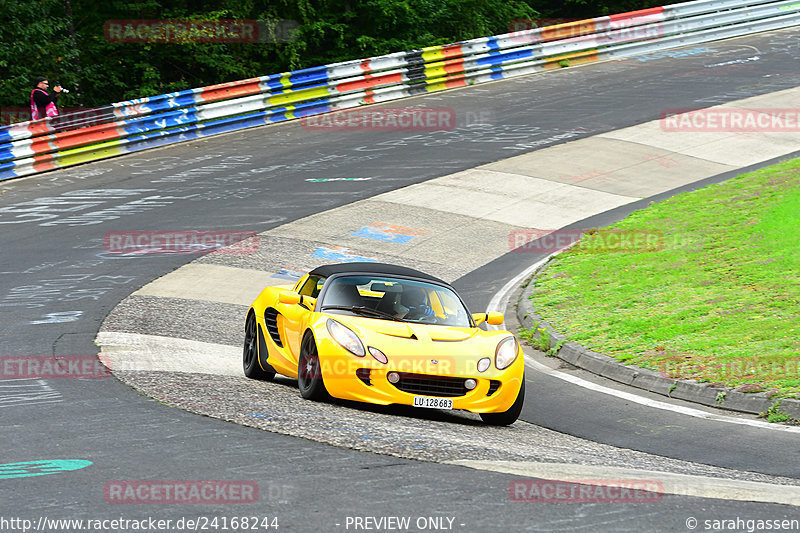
30;88;59;120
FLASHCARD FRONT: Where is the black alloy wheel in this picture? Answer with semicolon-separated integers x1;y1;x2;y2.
243;312;275;381
297;333;329;401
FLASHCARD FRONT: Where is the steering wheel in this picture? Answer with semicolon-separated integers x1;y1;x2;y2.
405;303;431;319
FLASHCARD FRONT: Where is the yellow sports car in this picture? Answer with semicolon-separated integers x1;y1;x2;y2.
243;262;525;425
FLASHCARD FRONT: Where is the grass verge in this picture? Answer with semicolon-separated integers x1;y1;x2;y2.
529;157;800;399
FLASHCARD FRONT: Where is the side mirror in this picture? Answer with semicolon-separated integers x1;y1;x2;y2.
472;312;504;326
278;291;302;305
486;312;504;325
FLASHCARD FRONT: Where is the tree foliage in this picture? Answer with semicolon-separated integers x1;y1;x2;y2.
1;0;669;113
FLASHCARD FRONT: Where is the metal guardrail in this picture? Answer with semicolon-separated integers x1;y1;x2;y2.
1;0;798;181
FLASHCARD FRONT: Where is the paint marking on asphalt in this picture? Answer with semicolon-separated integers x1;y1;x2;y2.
133;264;282;306
447;460;800;506
488;257;800;434
0;380;63;408
96;331;241;375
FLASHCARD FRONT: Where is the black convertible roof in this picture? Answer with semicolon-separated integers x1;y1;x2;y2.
309;262;448;285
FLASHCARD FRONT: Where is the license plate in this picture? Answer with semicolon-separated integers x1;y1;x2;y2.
413;396;453;410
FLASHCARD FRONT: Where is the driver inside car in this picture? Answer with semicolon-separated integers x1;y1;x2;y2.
398;286;435;321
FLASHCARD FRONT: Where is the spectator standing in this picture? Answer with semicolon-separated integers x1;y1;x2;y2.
30;76;62;120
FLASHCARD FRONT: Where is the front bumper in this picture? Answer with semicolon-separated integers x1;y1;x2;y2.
316;338;525;413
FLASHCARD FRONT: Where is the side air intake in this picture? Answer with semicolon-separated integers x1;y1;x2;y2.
264;307;282;347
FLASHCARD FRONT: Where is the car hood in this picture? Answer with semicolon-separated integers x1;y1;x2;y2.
324;315;512;373
370;322;475;341
330;316;477;340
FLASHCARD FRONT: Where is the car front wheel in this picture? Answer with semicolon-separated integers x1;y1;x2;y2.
297;333;329;401
243;312;275;381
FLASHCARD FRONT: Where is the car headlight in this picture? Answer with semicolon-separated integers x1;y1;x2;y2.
495;336;518;370
368;346;388;364
326;319;365;357
477;357;491;373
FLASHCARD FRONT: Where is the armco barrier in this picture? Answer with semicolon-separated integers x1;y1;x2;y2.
2;0;799;181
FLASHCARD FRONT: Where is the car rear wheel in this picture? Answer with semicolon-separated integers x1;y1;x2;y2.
298;333;329;401
243;312;275;381
480;378;524;426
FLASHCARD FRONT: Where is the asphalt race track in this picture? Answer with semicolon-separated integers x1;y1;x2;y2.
2;29;800;532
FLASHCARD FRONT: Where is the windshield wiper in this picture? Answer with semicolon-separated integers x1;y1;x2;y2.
320;305;402;321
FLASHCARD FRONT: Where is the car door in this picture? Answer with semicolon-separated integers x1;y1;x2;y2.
278;275;324;361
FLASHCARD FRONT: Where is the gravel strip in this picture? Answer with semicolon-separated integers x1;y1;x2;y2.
117;369;800;488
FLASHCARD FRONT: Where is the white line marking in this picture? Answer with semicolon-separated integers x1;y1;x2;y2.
523;356;800;433
0;380;63;408
96;331;241;375
487;257;550;327
488;256;800;434
448;460;800;506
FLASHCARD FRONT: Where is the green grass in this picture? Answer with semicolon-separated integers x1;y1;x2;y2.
530;157;800;399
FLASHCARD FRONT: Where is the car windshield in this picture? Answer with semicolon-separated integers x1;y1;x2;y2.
320;275;471;327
